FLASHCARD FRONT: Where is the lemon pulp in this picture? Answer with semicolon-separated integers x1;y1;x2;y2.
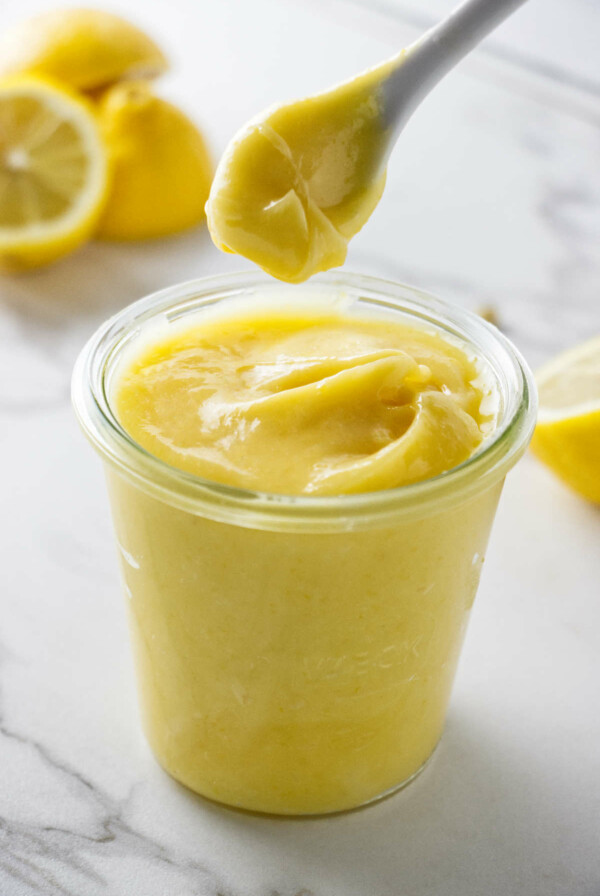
0;77;108;270
532;335;600;503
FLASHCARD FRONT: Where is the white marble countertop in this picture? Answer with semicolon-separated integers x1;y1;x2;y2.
1;1;599;894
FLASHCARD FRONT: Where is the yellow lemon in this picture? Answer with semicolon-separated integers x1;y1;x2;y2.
531;335;600;503
96;81;212;241
0;76;109;271
0;9;167;92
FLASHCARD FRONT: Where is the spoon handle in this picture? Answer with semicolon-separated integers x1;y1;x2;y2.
384;0;529;124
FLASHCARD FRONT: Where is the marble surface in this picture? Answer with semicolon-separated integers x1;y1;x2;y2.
1;0;599;894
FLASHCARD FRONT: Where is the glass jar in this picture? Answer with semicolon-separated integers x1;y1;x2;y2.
72;271;536;815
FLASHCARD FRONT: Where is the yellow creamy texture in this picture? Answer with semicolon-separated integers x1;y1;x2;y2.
205;63;393;283
114;307;490;495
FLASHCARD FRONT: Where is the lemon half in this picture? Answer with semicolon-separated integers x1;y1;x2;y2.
0;9;168;92
531;335;600;503
96;81;212;240
0;76;109;270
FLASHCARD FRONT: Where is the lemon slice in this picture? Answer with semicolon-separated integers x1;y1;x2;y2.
0;9;168;92
531;335;600;503
0;76;109;270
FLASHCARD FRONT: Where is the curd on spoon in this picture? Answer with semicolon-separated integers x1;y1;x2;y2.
206;0;528;283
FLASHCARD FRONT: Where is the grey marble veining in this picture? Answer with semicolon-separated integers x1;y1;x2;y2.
1;0;599;894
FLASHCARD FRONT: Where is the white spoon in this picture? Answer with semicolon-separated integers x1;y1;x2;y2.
379;0;528;153
206;0;529;283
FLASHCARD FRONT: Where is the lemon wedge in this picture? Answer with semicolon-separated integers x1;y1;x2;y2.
96;81;212;240
0;76;109;270
531;335;600;503
0;9;167;92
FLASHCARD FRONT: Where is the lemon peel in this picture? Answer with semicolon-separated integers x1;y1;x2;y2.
0;8;168;92
96;81;212;241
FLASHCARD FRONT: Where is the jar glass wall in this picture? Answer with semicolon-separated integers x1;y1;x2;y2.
72;272;536;815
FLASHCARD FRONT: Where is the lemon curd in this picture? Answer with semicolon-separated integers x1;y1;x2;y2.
115;305;491;495
206;62;393;283
101;292;509;814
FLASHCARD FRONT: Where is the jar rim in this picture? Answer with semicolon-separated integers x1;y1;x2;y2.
71;270;537;532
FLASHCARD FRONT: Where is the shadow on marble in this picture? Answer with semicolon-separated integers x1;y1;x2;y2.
161;708;585;896
0;226;223;327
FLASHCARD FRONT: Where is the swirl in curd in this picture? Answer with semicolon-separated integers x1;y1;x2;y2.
114;304;492;496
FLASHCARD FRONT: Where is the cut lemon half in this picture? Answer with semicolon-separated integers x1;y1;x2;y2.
531;335;600;503
0;76;109;270
96;81;212;240
0;9;168;92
